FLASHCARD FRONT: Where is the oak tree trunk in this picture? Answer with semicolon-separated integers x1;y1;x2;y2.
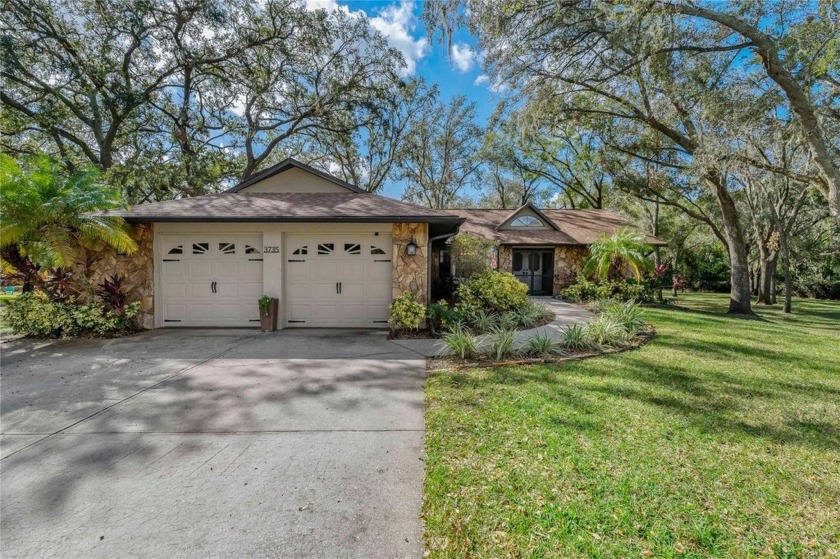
780;228;793;313
757;249;778;305
707;173;753;314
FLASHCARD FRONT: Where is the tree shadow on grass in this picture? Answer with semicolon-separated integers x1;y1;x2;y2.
656;294;840;332
430;342;840;452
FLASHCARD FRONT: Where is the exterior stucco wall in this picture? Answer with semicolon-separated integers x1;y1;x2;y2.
392;223;429;304
84;223;155;329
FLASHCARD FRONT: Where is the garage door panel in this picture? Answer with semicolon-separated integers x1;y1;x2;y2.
288;283;312;299
162;261;186;279
213;260;241;279
369;304;389;322
216;302;257;322
313;262;338;277
165;283;187;298
164;303;187;321
188;261;213;278
311;283;339;299
311;305;339;321
287;304;310;323
158;234;263;327
287;263;310;282
337;304;366;320
339;282;364;298
188;303;214;320
187;282;213;298
237;282;264;299
285;234;393;328
338;262;364;281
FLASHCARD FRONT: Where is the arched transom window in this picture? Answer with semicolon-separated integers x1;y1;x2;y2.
510;215;543;228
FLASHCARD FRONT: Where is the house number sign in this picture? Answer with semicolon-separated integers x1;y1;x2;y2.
264;246;280;253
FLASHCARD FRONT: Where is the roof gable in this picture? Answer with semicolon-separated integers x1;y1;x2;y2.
227;158;364;194
496;203;560;232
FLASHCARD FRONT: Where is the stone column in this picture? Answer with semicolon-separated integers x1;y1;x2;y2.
497;245;513;273
392;223;429;304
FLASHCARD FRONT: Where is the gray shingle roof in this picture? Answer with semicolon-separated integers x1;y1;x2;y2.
110;192;462;223
110;190;663;246
441;208;666;246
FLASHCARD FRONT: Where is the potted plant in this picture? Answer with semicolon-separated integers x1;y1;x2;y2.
258;295;278;332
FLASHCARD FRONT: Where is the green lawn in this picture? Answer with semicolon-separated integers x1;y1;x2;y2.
424;293;840;558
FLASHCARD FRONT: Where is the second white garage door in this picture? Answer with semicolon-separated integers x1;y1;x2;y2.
285;234;392;327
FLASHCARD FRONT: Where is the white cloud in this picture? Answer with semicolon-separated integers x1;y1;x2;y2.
369;1;429;76
301;0;428;77
473;73;507;92
302;0;344;11
450;42;476;72
230;94;247;117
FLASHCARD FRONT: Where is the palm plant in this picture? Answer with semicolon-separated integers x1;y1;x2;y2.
582;228;653;281
0;156;136;290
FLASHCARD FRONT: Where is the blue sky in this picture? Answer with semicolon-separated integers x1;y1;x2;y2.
305;0;500;197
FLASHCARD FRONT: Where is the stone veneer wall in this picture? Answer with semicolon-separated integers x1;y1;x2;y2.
497;245;513;273
83;223;155;329
553;245;589;294
392;222;429;304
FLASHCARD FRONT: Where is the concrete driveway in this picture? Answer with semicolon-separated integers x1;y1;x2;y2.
0;329;426;558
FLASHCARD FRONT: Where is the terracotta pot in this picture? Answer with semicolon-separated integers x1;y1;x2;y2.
259;298;279;332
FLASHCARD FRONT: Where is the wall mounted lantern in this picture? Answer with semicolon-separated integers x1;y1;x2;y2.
406;239;418;256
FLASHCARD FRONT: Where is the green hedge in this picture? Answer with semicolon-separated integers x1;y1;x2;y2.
561;274;653;303
3;293;140;338
455;271;529;316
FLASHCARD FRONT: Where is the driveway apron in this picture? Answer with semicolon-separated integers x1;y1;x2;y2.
0;329;426;558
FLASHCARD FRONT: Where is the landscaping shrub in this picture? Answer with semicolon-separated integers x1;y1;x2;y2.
512;299;553;329
497;312;518;330
488;326;517;360
470;309;497;333
96;274;128;313
4;292;139;338
389;290;425;332
440;324;480;359
522;332;564;357
598;299;646;334
561;274;652;303
559;322;593;351
584;315;635;348
455;271;528;315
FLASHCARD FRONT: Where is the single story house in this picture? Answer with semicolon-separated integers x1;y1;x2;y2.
92;159;661;330
433;204;665;297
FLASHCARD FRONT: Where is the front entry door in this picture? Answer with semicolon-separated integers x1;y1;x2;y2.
512;250;554;295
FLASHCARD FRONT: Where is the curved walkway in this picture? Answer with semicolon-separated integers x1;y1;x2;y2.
390;297;596;357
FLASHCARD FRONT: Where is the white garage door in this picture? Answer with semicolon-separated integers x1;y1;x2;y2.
285;234;392;327
158;235;263;327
